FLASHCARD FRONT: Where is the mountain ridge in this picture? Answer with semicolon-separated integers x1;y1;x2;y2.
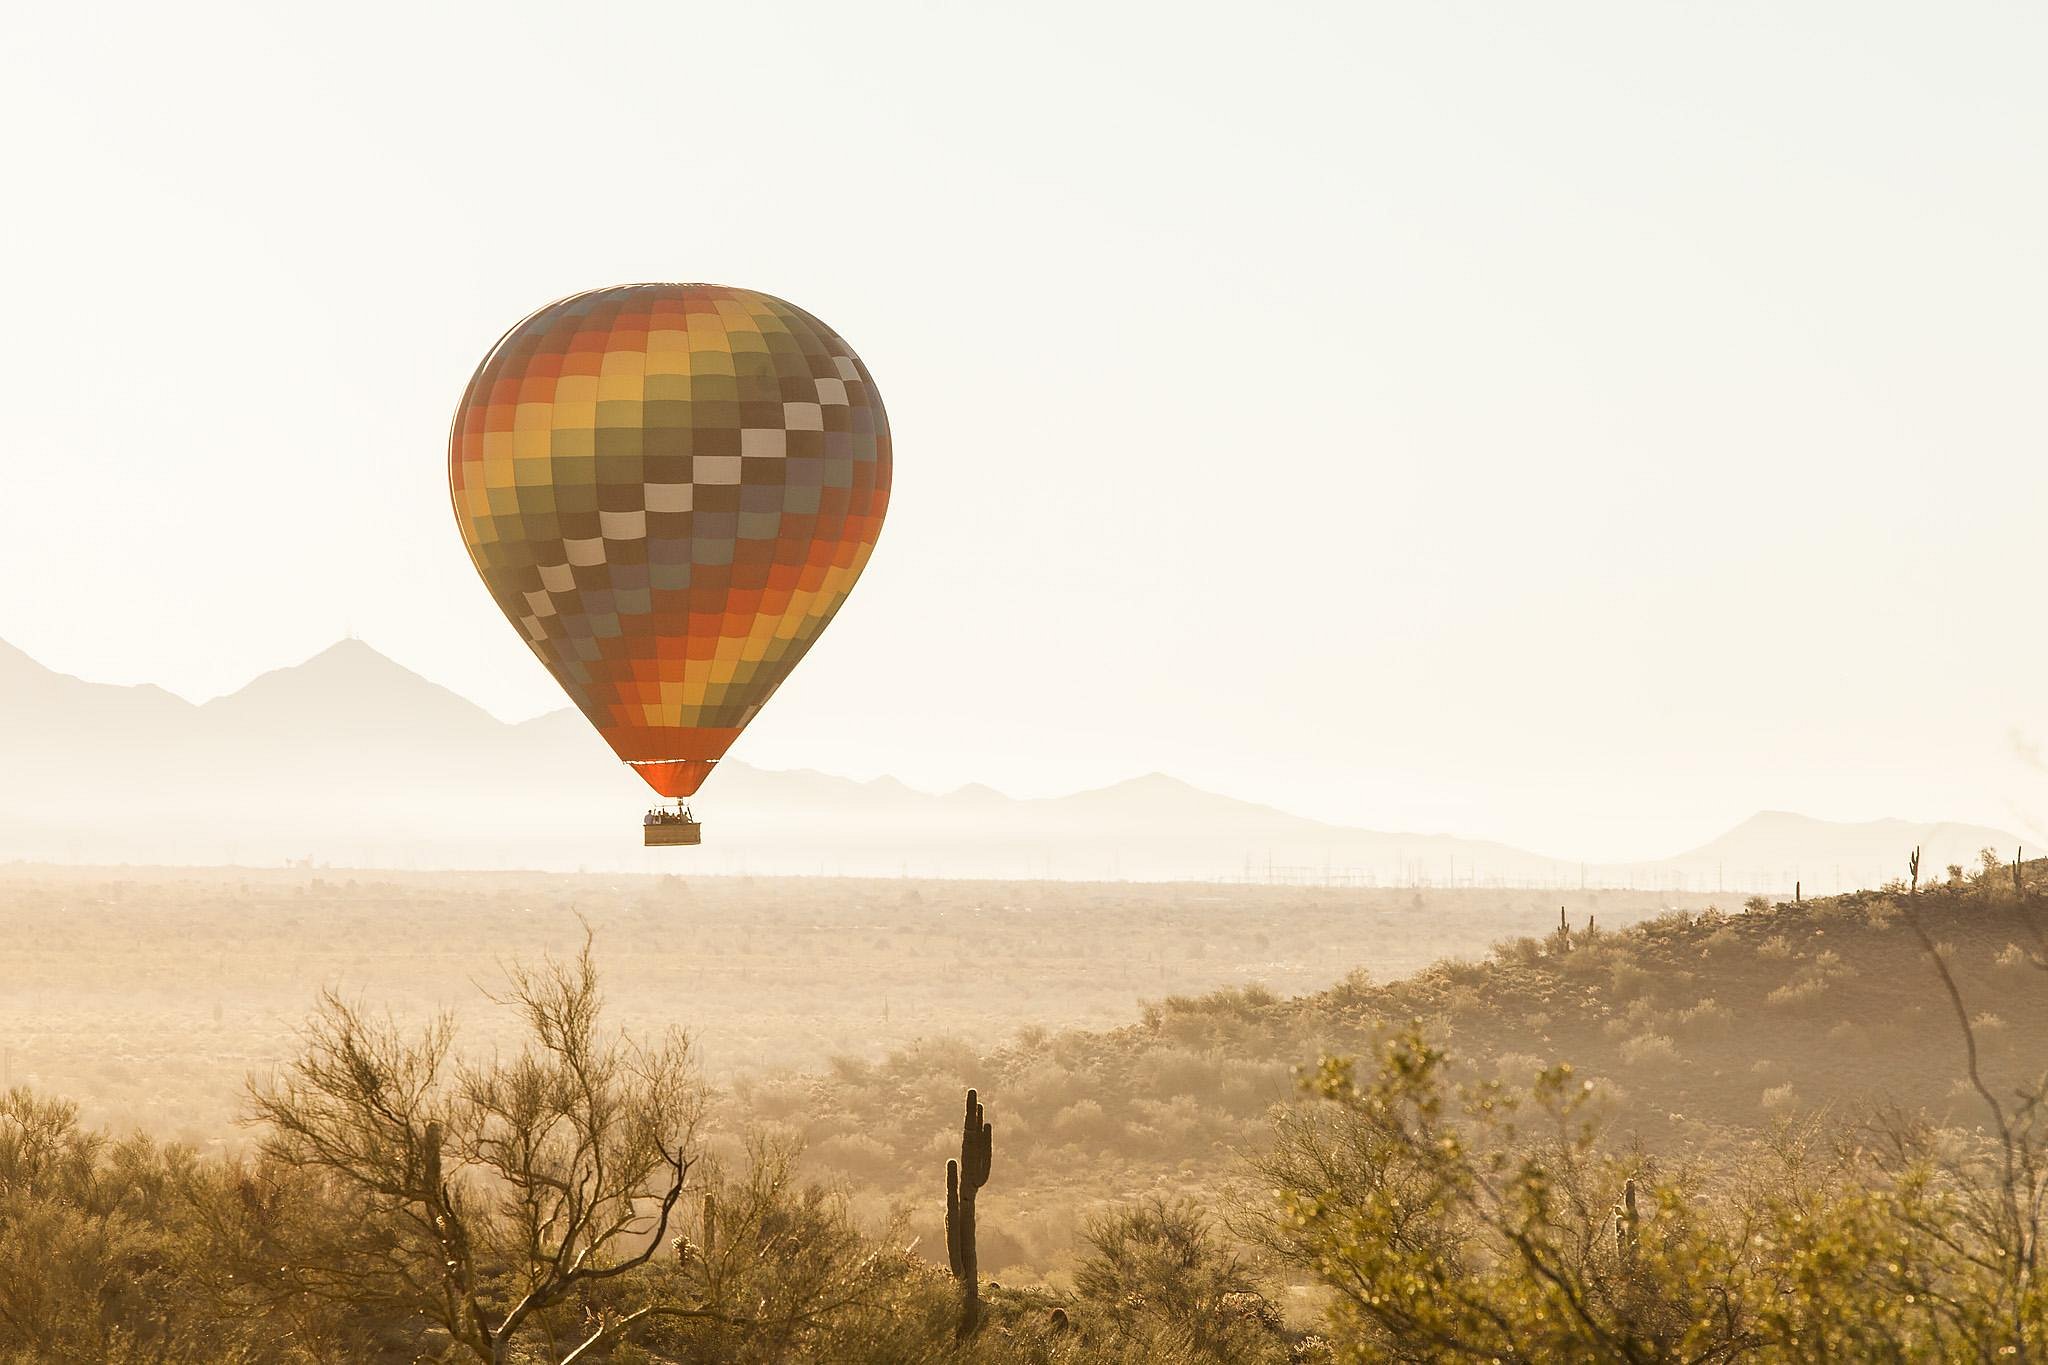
0;636;2025;884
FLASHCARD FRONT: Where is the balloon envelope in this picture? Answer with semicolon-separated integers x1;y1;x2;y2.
449;284;891;797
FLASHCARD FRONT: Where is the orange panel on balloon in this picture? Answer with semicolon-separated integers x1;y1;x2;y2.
449;284;891;798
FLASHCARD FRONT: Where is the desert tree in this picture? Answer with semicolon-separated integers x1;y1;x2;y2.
0;1090;236;1362
236;932;707;1364
1239;1028;1761;1363
1888;846;2048;1356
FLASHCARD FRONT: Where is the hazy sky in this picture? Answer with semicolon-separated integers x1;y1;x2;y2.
3;2;2042;861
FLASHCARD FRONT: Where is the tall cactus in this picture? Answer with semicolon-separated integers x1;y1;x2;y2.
1614;1176;1640;1264
945;1088;994;1337
946;1162;961;1274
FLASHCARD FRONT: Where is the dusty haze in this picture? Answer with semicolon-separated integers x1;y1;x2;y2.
1;636;2025;885
2;3;2043;860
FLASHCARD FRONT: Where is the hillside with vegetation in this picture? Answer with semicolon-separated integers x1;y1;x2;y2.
0;867;1720;1140
774;848;2048;1274
3;851;2046;1361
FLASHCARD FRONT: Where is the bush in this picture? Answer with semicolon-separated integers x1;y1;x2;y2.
1244;1031;1747;1360
1620;1034;1681;1068
1242;1023;2048;1361
1673;997;1731;1039
1767;977;1830;1009
1053;1099;1113;1145
1610;961;1655;1002
1073;1196;1290;1363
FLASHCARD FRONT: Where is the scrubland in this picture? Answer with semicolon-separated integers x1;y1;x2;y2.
3;855;2047;1360
0;866;1701;1141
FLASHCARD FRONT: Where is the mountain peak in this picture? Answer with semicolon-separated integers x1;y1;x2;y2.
296;637;409;674
201;638;501;733
244;639;437;687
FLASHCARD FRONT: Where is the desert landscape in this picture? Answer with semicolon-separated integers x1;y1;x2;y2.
5;1;2043;1358
0;865;1721;1143
5;849;2046;1360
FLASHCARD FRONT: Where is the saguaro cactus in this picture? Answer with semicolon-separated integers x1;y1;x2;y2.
674;1190;715;1266
946;1088;994;1336
1613;1176;1640;1264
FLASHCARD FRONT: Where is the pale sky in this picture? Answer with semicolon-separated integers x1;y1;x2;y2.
3;2;2043;862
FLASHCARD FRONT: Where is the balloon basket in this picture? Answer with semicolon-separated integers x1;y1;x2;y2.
644;819;702;847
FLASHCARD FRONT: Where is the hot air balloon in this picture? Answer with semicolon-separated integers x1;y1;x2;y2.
448;284;891;844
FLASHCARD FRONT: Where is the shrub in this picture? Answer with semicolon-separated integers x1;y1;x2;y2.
1053;1099;1113;1145
1134;1047;1225;1101
1074;1196;1289;1363
1700;926;1743;956
1243;1023;2048;1360
1326;967;1375;1011
1673;997;1731;1039
1621;1034;1681;1068
1767;977;1829;1009
1610;961;1655;1002
1243;1030;1752;1360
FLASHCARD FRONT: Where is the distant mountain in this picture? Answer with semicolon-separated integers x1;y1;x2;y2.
1658;811;2026;895
0;636;191;736
201;639;505;740
0;638;2025;887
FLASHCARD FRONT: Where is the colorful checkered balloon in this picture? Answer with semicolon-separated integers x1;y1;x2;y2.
449;284;891;798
